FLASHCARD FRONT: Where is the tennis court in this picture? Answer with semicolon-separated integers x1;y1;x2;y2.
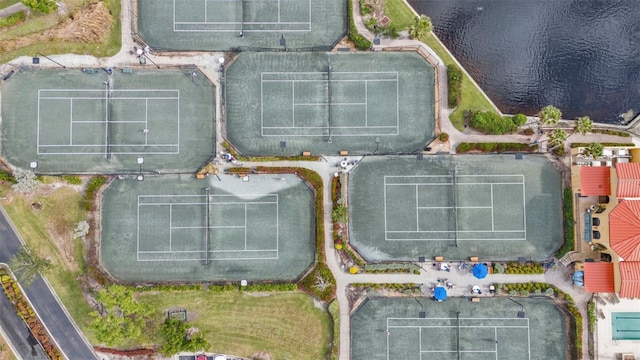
137;0;346;51
100;173;315;281
348;155;562;261
1;68;214;174
351;297;568;360
225;52;435;155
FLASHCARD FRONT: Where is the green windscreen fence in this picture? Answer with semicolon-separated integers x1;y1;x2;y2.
348;154;562;261
351;297;568;360
100;173;315;282
1;68;215;174
225;52;435;156
137;0;346;51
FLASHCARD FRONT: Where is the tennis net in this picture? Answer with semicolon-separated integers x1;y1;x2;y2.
239;0;244;36
104;81;111;160
452;165;459;247
456;311;461;360
327;59;333;143
204;187;211;267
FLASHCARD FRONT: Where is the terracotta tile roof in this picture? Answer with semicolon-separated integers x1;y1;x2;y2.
583;262;615;293
609;200;640;261
580;167;611;196
616;163;640;198
619;262;640;298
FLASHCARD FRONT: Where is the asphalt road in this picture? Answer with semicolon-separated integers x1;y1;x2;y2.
0;207;97;359
0;288;49;359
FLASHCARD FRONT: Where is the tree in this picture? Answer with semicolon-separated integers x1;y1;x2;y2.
21;0;57;13
11;168;41;195
90;285;152;346
547;128;567;149
160;317;210;356
408;15;433;40
584;142;604;158
8;246;52;287
538;105;562;126
574;116;593;136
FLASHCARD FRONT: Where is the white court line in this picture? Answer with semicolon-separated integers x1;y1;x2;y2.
386;317;531;360
37;88;180;155
173;0;311;32
137;194;279;261
384;174;526;242
262;72;399;136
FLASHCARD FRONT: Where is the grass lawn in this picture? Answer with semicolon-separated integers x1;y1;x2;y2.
0;182;97;342
0;0;121;64
384;0;500;131
0;0;19;10
138;290;331;359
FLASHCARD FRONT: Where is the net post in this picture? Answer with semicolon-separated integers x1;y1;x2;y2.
456;311;461;360
104;81;110;160
239;0;244;37
452;165;459;247
204;187;210;267
327;57;332;143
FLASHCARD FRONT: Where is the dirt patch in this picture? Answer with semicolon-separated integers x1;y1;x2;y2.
251;351;272;360
0;1;112;52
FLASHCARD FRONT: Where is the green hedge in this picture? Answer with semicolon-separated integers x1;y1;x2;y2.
84;176;107;210
136;284;202;292
62;175;82;185
222;140;320;161
0;169;16;184
348;0;371;49
456;142;537;153
469;111;517;134
351;283;419;293
591;128;631;137
503;262;544;274
555;188;575;259
447;64;462;108
571;142;634;148
207;283;297;292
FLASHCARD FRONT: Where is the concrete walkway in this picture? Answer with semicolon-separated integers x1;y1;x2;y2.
1;1;632;359
0;2;27;19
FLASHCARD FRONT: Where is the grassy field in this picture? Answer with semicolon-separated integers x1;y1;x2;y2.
0;0;121;64
384;0;500;130
0;180;332;356
138;290;331;359
0;0;19;10
0;333;17;360
0;182;97;342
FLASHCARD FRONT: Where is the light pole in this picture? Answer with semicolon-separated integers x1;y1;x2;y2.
137;157;144;181
508;297;526;318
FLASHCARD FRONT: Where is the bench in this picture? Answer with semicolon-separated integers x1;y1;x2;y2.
122;67;133;74
302;151;311;157
340;150;349;156
196;173;205;179
471;297;480;302
435;256;444;262
469;256;479;262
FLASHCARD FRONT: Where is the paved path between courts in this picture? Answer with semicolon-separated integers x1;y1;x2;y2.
1;1;630;358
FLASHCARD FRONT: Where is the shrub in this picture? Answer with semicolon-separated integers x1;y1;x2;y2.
512;113;527;126
439;133;449;142
522;127;535;136
348;0;371;49
455;142;536;154
0;169;16;184
0;11;25;29
364;18;377;31
62;175;82;185
469;111;517;134
84;176;107;210
493;263;504;273
556;188;575;258
360;0;372;15
349;266;359;274
447;64;462;108
298;262;336;302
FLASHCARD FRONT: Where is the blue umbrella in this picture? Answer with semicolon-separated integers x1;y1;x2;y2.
472;263;488;279
434;286;447;301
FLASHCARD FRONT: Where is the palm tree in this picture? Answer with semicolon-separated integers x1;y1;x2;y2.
408;15;433;40
548;128;568;149
8;246;52;287
538;105;562;126
574;116;593;136
584;142;604;158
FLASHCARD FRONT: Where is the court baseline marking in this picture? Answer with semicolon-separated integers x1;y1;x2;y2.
386;317;531;360
383;174;527;241
37;89;180;155
260;71;399;137
173;0;311;32
136;194;279;262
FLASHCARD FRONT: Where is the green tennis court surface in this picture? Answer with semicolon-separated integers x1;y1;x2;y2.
351;297;568;360
100;173;315;281
137;0;346;51
349;155;562;261
1;68;214;174
225;52;435;156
